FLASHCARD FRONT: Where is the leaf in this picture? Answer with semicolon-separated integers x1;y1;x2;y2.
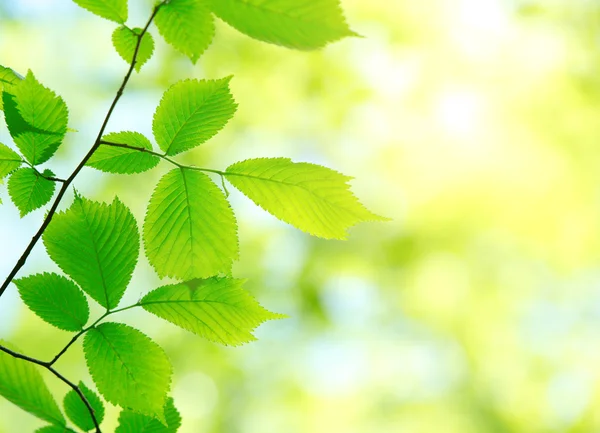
225;158;388;239
63;381;105;432
2;71;69;165
208;0;357;50
0;341;65;426
0;143;22;179
36;427;77;433
152;77;237;156
14;273;89;332
84;323;171;421
43;195;139;309
112;26;155;72
155;0;214;63
87;131;160;174
72;0;127;23
7;168;56;217
116;398;181;433
144;168;238;280
0;65;23;111
141;277;284;346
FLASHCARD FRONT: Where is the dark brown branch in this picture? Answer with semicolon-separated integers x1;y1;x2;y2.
0;344;101;432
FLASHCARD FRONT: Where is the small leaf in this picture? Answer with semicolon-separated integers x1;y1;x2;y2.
141;277;284;346
116;397;181;433
0;341;65;425
8;168;56;217
72;0;127;23
43;195;139;309
64;381;105;432
14;273;89;332
208;0;357;50
0;65;23;111
225;158;388;239
153;77;237;156
144;168;238;280
84;323;171;421
36;427;77;433
112;27;155;72
3;71;69;165
155;0;214;63
0;143;22;179
88;131;160;174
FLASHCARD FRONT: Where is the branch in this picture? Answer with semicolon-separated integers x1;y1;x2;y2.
0;3;164;300
0;344;102;432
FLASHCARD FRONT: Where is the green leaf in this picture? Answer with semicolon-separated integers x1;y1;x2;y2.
116;398;181;433
84;323;171;421
144;168;238;280
43;195;139;309
208;0;357;50
14;273;89;332
225;158;388;239
155;0;214;63
153;77;237;156
72;0;127;23
87;131;160;174
2;71;69;165
112;26;155;72
141;277;284;346
0;341;65;426
0;65;23;111
63;381;105;432
8;168;56;217
36;427;77;433
0;143;22;179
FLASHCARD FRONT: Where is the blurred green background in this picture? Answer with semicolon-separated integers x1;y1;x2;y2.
2;0;600;431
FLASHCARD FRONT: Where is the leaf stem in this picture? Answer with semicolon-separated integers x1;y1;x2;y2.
98;140;229;177
48;302;141;366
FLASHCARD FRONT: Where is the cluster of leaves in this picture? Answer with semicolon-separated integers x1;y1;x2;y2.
0;0;384;432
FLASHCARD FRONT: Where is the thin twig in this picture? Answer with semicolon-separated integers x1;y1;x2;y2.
0;3;164;299
99;140;228;176
0;344;101;432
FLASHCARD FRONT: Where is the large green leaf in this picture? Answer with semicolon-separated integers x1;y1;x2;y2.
2;71;68;165
116;398;181;433
43;195;139;309
144;168;238;280
88;131;160;174
225;158;387;239
14;273;89;332
208;0;356;50
63;381;105;432
152;78;237;156
0;65;23;110
155;0;214;64
72;0;127;23
0;341;65;426
112;26;155;72
0;143;22;179
8;168;56;217
141;277;284;346
84;323;171;421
